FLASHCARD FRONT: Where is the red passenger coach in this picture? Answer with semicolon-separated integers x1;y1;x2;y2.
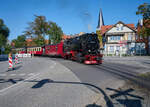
27;47;43;55
44;42;64;57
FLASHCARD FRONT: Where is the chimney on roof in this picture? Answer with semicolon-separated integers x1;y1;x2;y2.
139;19;143;26
97;8;104;30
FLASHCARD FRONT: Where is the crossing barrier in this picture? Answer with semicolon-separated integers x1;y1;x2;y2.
15;54;19;64
8;53;13;70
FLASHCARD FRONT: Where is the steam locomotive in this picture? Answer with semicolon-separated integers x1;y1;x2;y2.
13;33;103;64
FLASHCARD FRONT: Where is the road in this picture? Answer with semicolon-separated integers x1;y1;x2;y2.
0;56;149;107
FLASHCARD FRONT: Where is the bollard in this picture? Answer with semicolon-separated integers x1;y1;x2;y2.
8;53;14;70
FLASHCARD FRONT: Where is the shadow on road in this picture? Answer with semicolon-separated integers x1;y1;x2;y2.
0;78;145;107
85;103;102;107
30;79;144;107
29;79;113;107
0;78;23;84
106;87;144;107
0;59;8;62
6;65;22;72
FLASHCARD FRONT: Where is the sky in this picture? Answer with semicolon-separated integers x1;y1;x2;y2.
0;0;150;41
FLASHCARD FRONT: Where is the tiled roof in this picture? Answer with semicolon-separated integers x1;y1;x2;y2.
100;21;136;35
100;25;113;35
62;35;71;40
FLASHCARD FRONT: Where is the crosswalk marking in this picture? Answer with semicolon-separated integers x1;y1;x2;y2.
0;73;35;76
28;73;34;76
19;73;25;76
10;74;16;76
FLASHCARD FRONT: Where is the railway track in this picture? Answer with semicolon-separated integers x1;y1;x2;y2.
95;63;150;90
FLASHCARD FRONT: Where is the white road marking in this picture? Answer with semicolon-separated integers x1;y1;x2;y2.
0;74;6;76
19;73;25;76
10;74;16;76
0;73;40;95
28;73;34;76
0;60;58;95
50;62;57;69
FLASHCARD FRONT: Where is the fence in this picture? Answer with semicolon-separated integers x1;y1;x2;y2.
17;54;31;58
103;50;130;56
0;54;32;61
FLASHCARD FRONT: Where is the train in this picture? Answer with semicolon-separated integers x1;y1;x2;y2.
12;33;103;64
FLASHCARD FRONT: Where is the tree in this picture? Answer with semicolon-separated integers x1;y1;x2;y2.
136;3;150;20
24;15;63;45
24;15;48;46
12;35;26;48
96;30;103;49
47;21;63;44
136;3;150;54
33;35;45;46
0;19;9;53
4;44;11;54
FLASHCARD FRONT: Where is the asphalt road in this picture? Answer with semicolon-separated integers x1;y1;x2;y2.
51;57;148;90
0;57;149;107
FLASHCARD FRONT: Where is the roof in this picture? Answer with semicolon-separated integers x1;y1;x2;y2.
62;35;71;40
100;21;136;35
100;25;113;35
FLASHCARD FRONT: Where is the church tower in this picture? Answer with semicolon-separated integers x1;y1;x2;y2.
97;8;104;30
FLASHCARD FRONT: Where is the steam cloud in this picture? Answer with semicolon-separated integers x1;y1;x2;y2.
54;0;93;32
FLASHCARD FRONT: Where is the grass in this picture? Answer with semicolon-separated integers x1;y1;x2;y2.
138;72;150;81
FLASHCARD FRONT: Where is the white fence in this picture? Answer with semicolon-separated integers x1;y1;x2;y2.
17;54;31;58
0;54;32;60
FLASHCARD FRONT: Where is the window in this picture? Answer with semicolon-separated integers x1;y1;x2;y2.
116;27;119;31
116;25;123;31
117;36;121;40
121;26;123;30
110;46;114;51
128;34;132;40
116;46;120;50
110;36;114;40
110;36;121;41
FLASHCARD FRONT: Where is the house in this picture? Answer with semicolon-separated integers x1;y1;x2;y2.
100;21;136;55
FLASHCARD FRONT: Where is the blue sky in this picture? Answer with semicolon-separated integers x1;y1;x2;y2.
0;0;150;41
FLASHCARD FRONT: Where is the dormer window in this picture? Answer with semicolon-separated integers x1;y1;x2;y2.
116;24;123;31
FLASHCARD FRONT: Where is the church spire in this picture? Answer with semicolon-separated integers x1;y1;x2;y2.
97;8;104;30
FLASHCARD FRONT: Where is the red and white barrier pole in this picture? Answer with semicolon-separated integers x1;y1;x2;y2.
15;54;18;64
8;53;13;70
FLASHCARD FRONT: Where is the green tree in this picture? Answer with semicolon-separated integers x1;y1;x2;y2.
136;3;150;54
33;35;45;46
136;3;150;20
0;19;9;53
96;30;103;49
24;15;48;46
24;15;63;45
47;21;63;44
4;44;11;54
12;35;26;48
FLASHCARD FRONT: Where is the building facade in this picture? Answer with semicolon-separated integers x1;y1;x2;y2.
101;21;136;55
